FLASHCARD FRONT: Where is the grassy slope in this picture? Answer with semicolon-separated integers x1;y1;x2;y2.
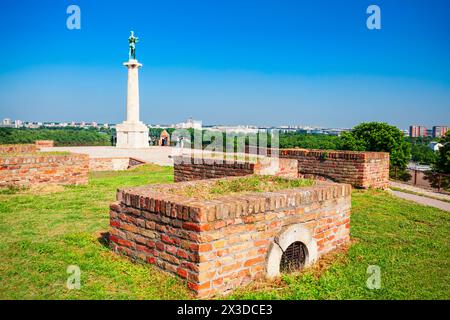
0;165;448;299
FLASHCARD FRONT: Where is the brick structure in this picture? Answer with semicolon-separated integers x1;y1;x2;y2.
0;151;89;187
279;149;390;189
0;144;37;154
173;149;390;189
158;129;171;146
35;140;54;149
109;177;351;297
174;157;255;182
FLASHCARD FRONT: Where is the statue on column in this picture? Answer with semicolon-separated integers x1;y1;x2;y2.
128;31;139;60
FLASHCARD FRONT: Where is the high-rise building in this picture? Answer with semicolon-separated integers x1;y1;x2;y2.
409;125;428;137
432;126;449;138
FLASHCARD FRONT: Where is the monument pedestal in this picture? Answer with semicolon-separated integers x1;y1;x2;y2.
115;121;149;148
116;58;149;148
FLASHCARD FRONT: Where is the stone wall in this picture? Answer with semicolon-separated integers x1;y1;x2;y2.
109;178;351;298
279;149;390;189
0;144;37;154
173;157;255;182
0;153;89;187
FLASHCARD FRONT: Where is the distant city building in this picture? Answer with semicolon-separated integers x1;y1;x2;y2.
2;118;12;126
432;126;449;138
210;125;260;134
173;117;202;130
409;125;428;137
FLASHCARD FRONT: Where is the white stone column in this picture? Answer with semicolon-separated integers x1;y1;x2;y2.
124;59;142;123
115;58;149;148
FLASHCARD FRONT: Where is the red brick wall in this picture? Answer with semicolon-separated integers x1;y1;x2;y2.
279;149;390;189
35;140;54;149
0;153;89;187
173;157;255;182
173;150;390;189
109;178;351;298
0;144;37;154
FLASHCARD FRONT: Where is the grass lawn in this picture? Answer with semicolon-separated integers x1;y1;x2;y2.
168;175;314;200
0;164;448;299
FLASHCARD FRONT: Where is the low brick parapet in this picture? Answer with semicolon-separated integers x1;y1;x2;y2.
0;144;37;154
279;149;390;189
109;177;351;297
0;153;89;187
173;149;390;189
173;156;255;182
35;140;54;149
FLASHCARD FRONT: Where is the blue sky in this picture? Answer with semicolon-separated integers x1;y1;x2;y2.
0;0;449;128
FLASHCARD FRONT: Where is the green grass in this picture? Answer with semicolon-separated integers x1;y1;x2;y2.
0;165;449;299
169;175;314;200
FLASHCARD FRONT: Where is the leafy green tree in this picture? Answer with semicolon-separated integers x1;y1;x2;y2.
338;122;411;179
434;132;450;173
278;132;340;150
410;143;437;165
424;132;450;190
0;128;111;146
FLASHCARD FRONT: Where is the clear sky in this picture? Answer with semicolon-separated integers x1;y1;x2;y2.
0;0;449;129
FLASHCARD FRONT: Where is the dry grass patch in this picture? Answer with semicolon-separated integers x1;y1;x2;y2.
168;175;314;200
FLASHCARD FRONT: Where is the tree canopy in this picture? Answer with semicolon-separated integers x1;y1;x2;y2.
339;122;411;177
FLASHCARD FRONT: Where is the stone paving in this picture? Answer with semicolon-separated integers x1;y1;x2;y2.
390;181;450;202
389;190;450;212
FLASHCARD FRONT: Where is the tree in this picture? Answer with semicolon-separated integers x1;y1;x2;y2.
410;143;437;165
339;122;411;179
424;131;450;190
0;128;111;146
434;132;450;174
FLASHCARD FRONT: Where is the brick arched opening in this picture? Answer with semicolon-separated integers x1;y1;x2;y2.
265;224;318;278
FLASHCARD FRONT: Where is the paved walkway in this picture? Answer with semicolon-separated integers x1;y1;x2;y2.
390;181;450;202
389;190;450;212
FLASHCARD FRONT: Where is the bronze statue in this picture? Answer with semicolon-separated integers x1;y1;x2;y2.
128;31;139;60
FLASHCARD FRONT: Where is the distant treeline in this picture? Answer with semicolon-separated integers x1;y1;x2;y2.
2;125;445;173
0;127;113;146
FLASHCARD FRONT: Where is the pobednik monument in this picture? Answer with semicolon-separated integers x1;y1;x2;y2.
116;31;149;148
